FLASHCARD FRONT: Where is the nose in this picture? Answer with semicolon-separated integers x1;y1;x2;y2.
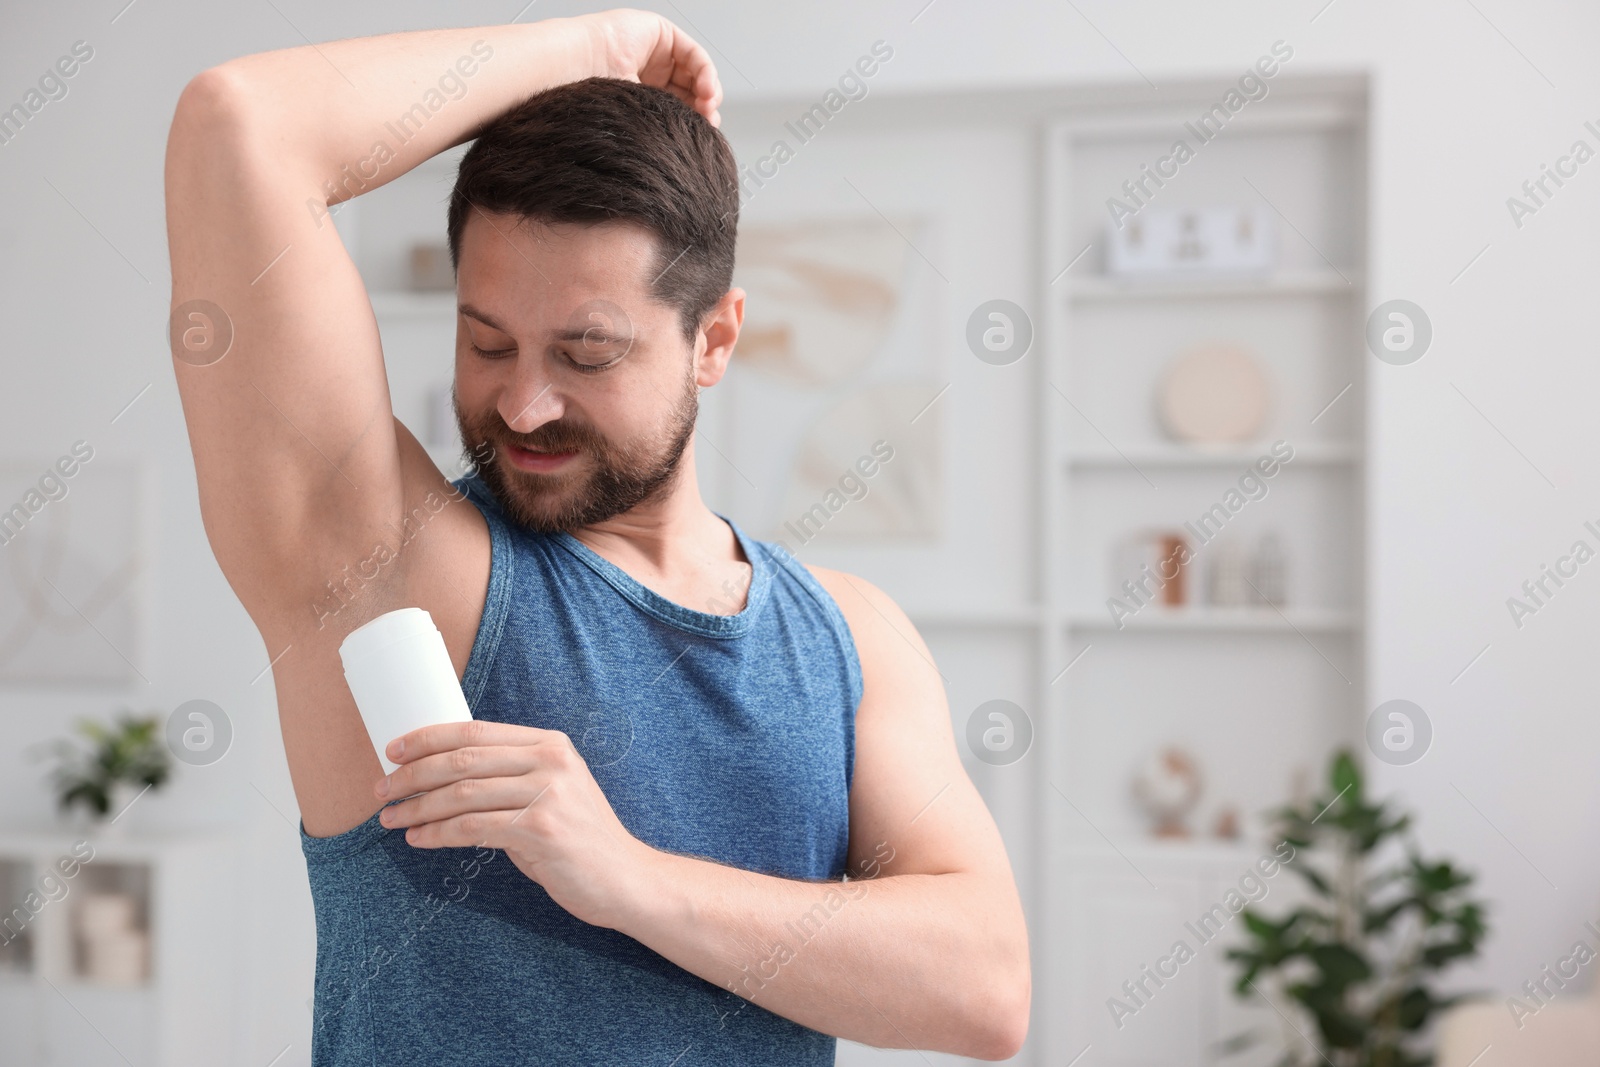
499;368;563;435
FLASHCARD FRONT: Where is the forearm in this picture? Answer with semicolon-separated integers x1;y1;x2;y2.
209;17;598;201
614;845;1028;1060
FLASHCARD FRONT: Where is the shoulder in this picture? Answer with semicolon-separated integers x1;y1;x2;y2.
802;564;930;665
804;564;890;619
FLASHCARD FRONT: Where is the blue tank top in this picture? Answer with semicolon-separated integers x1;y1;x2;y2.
298;470;861;1066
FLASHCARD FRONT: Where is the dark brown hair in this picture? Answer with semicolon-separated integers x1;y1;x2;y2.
446;77;739;342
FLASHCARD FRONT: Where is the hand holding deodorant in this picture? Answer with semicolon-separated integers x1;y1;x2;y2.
339;607;473;776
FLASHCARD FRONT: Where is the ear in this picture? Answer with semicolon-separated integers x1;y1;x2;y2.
694;287;745;387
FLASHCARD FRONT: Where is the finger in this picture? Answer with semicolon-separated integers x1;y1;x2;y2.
686;37;722;114
378;742;540;799
387;718;550;764
689;54;722;121
634;17;681;93
705;66;724;114
690;59;723;127
381;774;550;831
660;22;720;123
400;807;540;851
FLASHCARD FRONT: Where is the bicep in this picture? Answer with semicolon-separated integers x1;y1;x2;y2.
821;571;1011;883
165;67;408;614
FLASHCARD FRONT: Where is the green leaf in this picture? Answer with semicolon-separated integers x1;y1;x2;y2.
1395;986;1433;1030
1242;910;1284;939
1213;1028;1265;1055
1330;749;1361;800
1293;864;1334;897
1309;943;1372;987
1412;857;1471;894
1421;941;1477;968
1364;897;1411;933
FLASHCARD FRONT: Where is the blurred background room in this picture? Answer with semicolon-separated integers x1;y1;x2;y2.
1;1;1597;1064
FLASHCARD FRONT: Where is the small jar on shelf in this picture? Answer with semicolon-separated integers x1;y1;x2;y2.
1205;531;1289;609
1249;531;1288;607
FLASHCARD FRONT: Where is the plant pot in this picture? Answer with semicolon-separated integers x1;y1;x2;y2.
61;782;143;840
99;781;143;838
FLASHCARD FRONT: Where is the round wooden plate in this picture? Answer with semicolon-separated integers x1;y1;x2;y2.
1157;342;1270;443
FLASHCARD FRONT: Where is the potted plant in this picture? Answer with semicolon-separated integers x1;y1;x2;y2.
1223;750;1488;1066
35;712;171;831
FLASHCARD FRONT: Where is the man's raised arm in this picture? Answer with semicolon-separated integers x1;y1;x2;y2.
163;12;721;833
163;11;722;620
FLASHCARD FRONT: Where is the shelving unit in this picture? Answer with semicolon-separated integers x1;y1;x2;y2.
1037;82;1370;1066
0;828;237;1066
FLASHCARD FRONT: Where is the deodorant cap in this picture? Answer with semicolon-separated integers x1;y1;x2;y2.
339;607;436;669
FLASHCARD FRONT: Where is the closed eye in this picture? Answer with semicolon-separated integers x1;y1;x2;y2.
562;348;624;374
468;341;622;374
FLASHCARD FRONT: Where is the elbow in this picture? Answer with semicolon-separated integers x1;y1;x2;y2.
968;930;1030;1061
168;63;257;159
977;973;1031;1061
172;64;249;131
165;64;266;211
951;958;1028;1060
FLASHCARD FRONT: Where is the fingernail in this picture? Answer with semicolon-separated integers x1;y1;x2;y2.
375;776;389;797
390;739;404;759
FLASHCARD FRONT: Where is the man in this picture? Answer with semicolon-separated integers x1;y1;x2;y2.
165;8;1028;1064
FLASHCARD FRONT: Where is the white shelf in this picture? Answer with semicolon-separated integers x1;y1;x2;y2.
1064;268;1359;300
49;977;161;995
906;605;1045;628
880;604;1360;633
1059;838;1270;863
1065;440;1360;467
1066;606;1358;632
0;826;232;853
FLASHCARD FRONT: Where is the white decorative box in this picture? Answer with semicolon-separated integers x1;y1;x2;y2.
1107;204;1275;276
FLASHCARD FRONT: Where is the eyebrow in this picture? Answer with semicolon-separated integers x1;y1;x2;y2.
459;303;635;347
458;302;508;332
553;327;632;346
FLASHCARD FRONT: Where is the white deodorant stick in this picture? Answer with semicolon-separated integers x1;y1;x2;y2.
338;607;473;776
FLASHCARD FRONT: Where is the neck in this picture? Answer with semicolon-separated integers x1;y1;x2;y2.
565;436;744;573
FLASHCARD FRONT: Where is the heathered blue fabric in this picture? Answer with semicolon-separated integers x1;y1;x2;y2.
298;469;862;1066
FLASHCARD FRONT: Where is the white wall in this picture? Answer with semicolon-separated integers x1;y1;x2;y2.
2;1;1597;1062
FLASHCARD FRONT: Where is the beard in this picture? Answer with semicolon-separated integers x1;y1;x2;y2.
453;371;698;535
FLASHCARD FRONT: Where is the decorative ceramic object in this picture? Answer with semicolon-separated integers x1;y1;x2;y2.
76;892;148;985
1157;342;1271;444
1249;531;1288;606
1206;539;1252;607
1132;746;1203;839
1111;528;1191;607
1107;205;1274;276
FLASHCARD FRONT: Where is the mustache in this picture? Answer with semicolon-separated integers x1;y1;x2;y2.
487;421;602;455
